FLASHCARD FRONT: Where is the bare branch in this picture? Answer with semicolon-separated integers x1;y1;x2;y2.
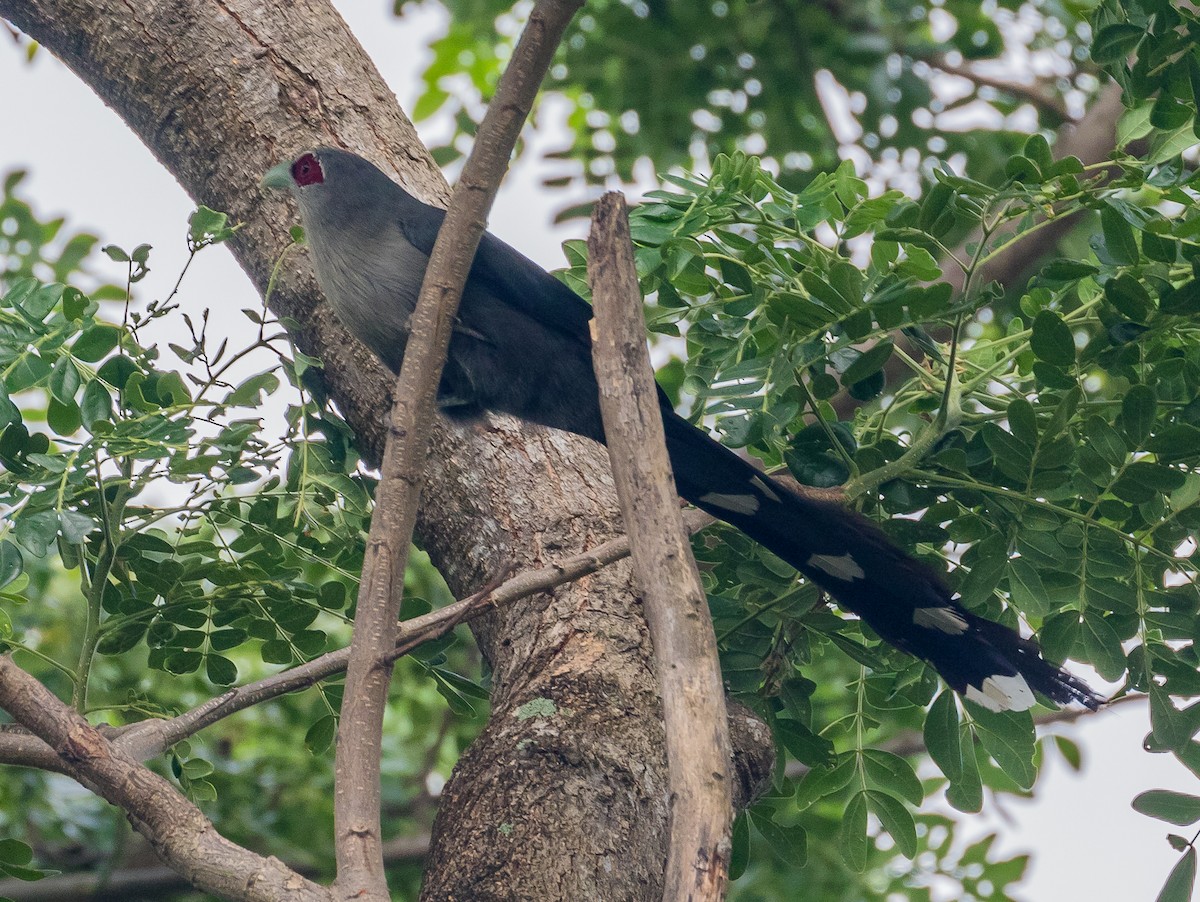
931;56;1074;123
334;8;584;892
589;192;733;900
0;656;329;902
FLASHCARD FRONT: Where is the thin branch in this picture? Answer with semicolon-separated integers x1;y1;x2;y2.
589;192;733;901
0;656;329;902
931;55;1074;123
333;2;584;896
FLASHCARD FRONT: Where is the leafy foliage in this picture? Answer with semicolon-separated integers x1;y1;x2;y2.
0;182;484;891
559;1;1199;887
401;0;1099;193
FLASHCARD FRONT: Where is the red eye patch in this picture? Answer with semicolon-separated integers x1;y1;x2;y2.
291;152;324;187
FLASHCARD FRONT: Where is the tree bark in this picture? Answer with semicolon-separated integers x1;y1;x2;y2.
0;2;774;899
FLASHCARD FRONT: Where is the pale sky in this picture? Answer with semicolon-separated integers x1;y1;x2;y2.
0;3;1192;900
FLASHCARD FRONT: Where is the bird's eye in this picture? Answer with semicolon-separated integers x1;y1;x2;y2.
291;153;325;187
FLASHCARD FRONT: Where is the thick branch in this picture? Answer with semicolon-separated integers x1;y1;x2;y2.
333;2;583;897
0;656;328;902
589;193;733;900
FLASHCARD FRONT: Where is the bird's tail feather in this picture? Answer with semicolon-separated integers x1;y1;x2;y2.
659;409;1101;712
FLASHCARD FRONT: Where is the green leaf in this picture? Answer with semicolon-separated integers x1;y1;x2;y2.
72;325;121;362
1133;790;1200;826
261;640;294;665
1005;155;1041;184
875;227;941;251
58;511;95;544
163;651;203;674
61;287;89;320
0;839;33;867
80;380;113;429
5;354;51;393
1100;206;1139;265
862;749;923;806
205;654;238;686
48;357;80;406
775;718;835;767
1091;23;1145;64
1086;416;1128;467
224;372;279;408
1150;425;1200;463
1081;613;1126;681
1121;384;1157;444
47;398;81;435
1041;259;1099;281
1105;274;1154;321
1151;684;1186;752
305;714;336;754
982;423;1032;477
189;206;234;246
794;755;855;809
729;812;750;880
946;730;983;812
866;790;917;858
1008;557;1048;618
925;691;962;782
1023;134;1053;173
21;283;63;320
1156;847;1197;902
0;542;23;591
970;709;1036;789
1161;280;1200;316
1148;125;1198;167
1006;398;1038;447
840;339;893;386
839;791;869;872
179;756;213;779
1030;310;1076;366
751;813;807;867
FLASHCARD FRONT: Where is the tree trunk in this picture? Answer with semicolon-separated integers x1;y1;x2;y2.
0;2;774;898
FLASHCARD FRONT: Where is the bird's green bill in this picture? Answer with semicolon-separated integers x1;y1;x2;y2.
260;162;292;191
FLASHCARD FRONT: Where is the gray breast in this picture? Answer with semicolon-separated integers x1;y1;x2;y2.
305;218;429;372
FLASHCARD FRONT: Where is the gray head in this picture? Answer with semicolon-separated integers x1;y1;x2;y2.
261;148;436;369
261;147;423;235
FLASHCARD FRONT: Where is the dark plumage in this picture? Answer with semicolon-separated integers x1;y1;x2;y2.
263;147;1101;713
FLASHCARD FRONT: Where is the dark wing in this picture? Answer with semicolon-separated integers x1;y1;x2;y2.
396;199;594;346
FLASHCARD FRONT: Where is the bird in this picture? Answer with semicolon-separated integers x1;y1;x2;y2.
262;147;1101;714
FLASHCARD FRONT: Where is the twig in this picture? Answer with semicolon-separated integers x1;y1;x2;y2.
333;9;583;890
932;56;1074;122
589;192;733;901
0;656;329;902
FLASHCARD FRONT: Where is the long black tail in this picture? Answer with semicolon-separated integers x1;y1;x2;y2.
660;408;1100;712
